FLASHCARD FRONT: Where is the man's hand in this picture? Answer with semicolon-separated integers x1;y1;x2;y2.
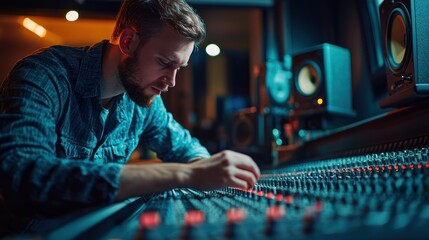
183;150;261;190
115;150;260;201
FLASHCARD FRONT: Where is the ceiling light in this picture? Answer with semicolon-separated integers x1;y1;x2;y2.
66;10;79;22
22;17;46;38
205;43;221;57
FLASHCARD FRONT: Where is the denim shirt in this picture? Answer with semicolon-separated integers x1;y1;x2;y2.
0;40;210;209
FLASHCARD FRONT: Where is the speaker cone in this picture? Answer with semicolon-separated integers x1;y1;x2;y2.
231;114;254;148
386;4;410;74
296;61;321;96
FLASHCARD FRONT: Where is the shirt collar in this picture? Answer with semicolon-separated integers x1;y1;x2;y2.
75;40;109;98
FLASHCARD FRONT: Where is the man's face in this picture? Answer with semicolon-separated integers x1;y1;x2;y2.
118;25;195;107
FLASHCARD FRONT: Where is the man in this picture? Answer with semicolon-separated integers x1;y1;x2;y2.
0;0;260;235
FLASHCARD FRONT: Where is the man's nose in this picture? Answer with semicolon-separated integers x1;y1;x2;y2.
165;70;177;87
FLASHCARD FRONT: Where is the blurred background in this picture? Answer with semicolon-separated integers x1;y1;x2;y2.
0;0;395;167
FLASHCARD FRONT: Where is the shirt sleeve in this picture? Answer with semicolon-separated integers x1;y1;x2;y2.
140;96;210;163
0;60;122;213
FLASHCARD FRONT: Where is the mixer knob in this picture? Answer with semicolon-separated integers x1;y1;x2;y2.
265;205;286;236
139;211;161;229
180;210;206;240
138;211;162;240
184;210;205;227
224;208;246;238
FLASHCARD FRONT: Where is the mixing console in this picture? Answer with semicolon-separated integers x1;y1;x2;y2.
58;147;429;240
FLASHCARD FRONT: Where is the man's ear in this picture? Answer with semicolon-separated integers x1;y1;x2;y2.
119;28;139;55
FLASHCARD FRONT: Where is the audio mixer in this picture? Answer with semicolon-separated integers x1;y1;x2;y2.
40;147;429;240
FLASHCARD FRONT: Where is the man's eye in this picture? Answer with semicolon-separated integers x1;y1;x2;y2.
159;60;170;67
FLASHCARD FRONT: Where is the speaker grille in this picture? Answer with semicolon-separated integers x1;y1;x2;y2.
385;4;411;74
296;61;322;97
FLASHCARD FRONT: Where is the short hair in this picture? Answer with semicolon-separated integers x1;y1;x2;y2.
111;0;206;48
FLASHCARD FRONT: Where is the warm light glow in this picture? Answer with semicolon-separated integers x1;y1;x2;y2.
205;43;221;57
22;17;46;38
317;98;324;105
66;10;79;22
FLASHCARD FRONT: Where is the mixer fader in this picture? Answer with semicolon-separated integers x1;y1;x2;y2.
85;147;429;240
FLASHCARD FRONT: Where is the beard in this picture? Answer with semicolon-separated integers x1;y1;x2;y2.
118;54;155;108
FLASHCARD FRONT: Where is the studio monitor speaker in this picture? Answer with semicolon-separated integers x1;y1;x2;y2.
291;43;354;117
231;108;269;149
379;0;429;108
230;107;272;166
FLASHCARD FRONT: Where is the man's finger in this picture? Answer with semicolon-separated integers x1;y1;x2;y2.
230;176;250;189
234;169;258;189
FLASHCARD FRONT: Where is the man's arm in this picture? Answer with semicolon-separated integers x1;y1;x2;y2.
115;150;260;201
0;60;121;209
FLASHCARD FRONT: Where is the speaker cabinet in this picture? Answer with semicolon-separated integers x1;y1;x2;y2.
379;0;429;108
291;43;354;117
231;108;269;149
230;107;273;166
